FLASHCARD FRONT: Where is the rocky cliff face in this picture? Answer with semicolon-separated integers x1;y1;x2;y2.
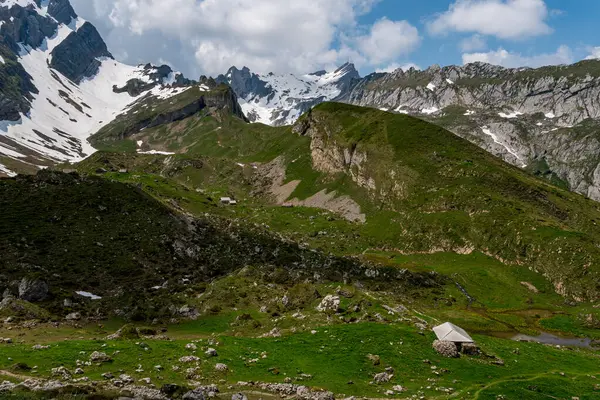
338;61;600;200
50;21;112;83
221;60;600;202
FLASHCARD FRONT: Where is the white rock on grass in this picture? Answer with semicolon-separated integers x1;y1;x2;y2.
215;363;228;372
316;295;340;313
179;356;200;363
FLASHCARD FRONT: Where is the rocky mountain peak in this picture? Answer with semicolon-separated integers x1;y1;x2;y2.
49;21;112;83
47;0;77;24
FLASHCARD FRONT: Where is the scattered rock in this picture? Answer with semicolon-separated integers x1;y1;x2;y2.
32;344;50;350
102;372;114;380
51;366;72;380
186;343;198;351
89;351;112;363
433;340;459;358
0;338;13;344
179;356;200;363
119;374;134;384
316;295;340;313
65;312;81;321
74;368;84;375
373;372;392;384
259;328;281;338
183;388;207;400
205;348;218;357
215;363;228;372
232;393;248;400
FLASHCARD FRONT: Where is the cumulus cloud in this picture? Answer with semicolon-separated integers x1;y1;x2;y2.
427;0;552;40
375;63;421;73
460;34;487;52
585;47;600;60
462;45;574;68
71;0;421;77
354;18;421;65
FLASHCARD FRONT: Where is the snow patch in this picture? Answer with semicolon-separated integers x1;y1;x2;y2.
481;126;526;167
446;79;454;85
76;291;102;300
545;112;555;119
421;107;439;115
498;111;523;119
0;163;16;177
464;110;475;116
536;122;543;126
136;150;175;155
426;82;436;91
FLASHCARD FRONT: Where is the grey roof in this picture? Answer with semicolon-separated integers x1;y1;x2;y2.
433;322;474;343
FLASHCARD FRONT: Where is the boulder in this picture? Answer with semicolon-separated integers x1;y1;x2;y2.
215;363;228;372
89;351;111;363
316;295;340;313
373;372;392;384
18;278;48;302
433;340;459;358
232;393;247;400
65;312;81;321
183;388;206;400
179;356;200;363
205;348;218;357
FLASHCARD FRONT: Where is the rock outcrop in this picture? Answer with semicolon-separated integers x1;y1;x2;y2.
48;0;77;25
50;21;113;83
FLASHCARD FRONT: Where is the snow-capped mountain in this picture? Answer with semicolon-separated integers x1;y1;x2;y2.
0;0;195;177
215;63;359;126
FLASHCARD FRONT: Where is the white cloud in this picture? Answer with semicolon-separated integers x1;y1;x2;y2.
585;47;600;60
71;0;422;77
460;34;487;52
462;45;573;68
354;18;421;65
375;63;421;73
428;0;552;40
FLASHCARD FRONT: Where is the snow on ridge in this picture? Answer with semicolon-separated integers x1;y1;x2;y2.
0;163;16;177
1;18;190;166
421;106;439;115
239;65;354;126
498;111;523;119
137;150;176;155
481;126;526;167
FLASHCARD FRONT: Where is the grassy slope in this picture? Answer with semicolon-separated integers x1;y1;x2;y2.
7;101;600;398
70;102;600;333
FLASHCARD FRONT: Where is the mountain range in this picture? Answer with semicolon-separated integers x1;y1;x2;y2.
3;0;600;207
0;1;599;398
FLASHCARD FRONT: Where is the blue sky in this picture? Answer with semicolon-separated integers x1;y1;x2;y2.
352;0;600;73
72;0;600;77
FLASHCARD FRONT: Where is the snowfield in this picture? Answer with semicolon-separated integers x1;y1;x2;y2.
0;14;189;175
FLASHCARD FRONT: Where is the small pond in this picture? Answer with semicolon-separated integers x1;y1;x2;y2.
512;332;596;348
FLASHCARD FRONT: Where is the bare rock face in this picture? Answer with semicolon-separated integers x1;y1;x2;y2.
49;22;113;84
433;340;459;358
18;278;48;302
47;0;77;24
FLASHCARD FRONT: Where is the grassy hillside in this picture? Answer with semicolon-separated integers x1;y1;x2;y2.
3;100;600;399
